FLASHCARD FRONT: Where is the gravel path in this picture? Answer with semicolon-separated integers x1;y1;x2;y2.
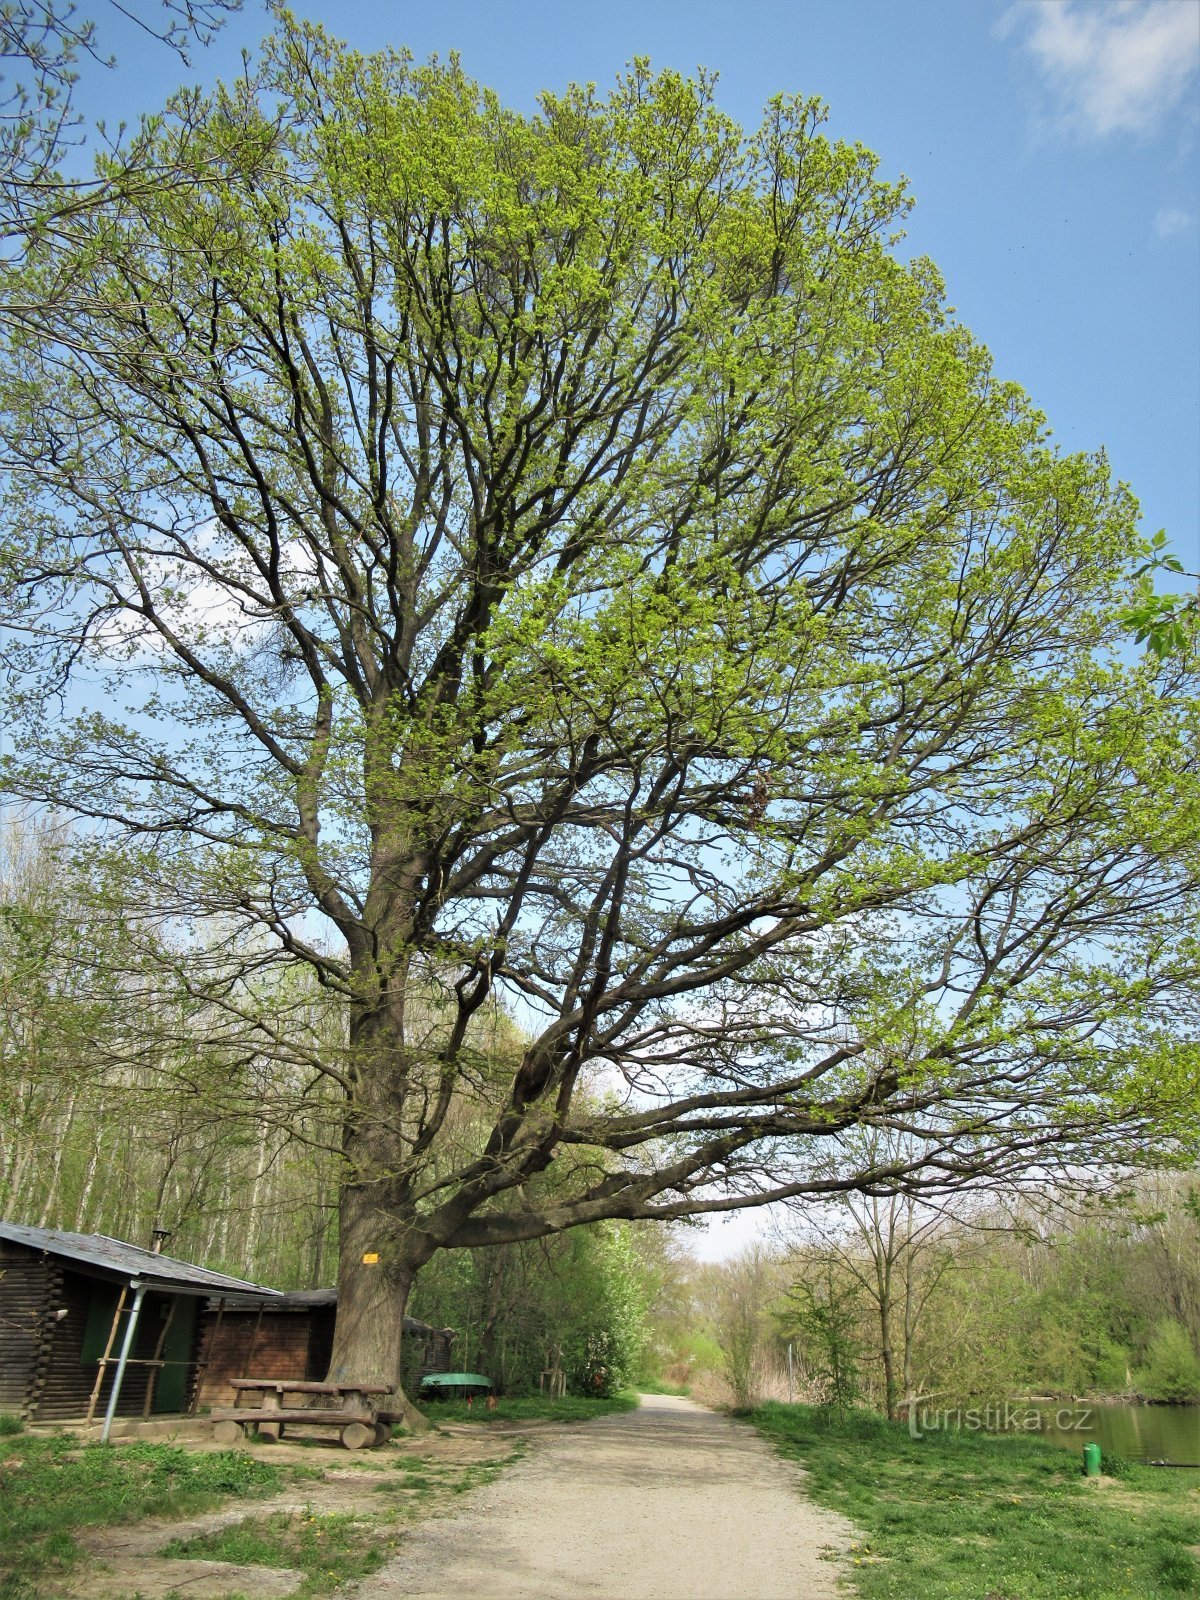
356;1393;858;1600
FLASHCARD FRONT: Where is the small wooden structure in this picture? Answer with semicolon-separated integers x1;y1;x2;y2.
193;1288;454;1411
0;1220;277;1429
539;1342;566;1398
212;1378;391;1449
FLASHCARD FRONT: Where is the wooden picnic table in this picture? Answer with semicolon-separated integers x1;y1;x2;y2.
211;1377;393;1450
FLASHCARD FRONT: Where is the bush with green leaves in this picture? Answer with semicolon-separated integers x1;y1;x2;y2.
411;1218;650;1397
1135;1319;1200;1403
777;1266;864;1418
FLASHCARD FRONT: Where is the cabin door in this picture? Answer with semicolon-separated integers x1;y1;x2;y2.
153;1294;197;1412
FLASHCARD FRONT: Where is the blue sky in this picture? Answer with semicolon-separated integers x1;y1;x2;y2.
83;0;1200;579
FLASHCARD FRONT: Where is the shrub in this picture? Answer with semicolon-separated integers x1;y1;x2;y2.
1134;1320;1200;1403
1091;1336;1130;1394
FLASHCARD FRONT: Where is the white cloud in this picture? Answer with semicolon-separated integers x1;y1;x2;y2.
88;522;319;666
1154;204;1193;238
1002;0;1200;138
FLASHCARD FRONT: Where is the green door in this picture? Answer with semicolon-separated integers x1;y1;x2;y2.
153;1295;197;1413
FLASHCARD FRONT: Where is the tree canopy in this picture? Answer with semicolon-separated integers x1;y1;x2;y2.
0;0;241;255
1;19;1196;1402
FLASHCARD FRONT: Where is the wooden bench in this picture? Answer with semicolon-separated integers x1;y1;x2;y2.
211;1378;392;1450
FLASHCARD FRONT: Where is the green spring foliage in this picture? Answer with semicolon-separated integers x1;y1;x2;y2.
1136;1322;1200;1405
409;1219;653;1397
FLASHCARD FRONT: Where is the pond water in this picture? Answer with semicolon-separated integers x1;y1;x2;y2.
1029;1401;1200;1465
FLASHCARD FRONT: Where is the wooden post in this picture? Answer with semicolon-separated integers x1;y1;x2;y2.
84;1284;127;1426
245;1300;266;1373
189;1295;225;1415
142;1296;178;1419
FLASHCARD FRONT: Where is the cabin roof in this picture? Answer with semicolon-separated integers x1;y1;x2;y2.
0;1220;279;1298
207;1287;338;1311
200;1285;450;1336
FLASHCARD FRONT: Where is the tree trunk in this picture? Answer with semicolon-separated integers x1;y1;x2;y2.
477;1251;507;1383
323;971;439;1423
878;1291;897;1422
37;1090;75;1225
873;1238;897;1421
902;1247;916;1401
73;1107;104;1230
324;1179;433;1425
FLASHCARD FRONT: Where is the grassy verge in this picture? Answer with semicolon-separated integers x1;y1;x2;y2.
165;1443;527;1596
0;1400;606;1597
750;1402;1200;1600
633;1379;692;1396
164;1510;394;1596
420;1390;639;1425
0;1428;297;1599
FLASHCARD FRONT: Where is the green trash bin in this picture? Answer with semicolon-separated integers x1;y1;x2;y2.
1083;1442;1102;1477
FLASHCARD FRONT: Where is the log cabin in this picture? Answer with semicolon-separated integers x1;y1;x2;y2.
0;1220;454;1425
0;1219;276;1423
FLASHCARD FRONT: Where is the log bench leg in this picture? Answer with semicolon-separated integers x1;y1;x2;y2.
213;1419;246;1447
340;1421;375;1450
258;1393;282;1441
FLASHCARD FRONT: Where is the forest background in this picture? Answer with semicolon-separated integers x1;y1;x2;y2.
3;815;1197;1412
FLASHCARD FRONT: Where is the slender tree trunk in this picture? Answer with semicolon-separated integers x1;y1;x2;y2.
244;1121;271;1275
478;1254;508;1383
4;1119;33;1217
874;1240;897;1421
216;1177;230;1262
878;1289;897;1421
37;1091;75;1225
74;1109;104;1230
902;1251;916;1400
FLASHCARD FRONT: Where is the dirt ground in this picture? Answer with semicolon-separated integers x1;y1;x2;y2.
66;1423;519;1599
66;1395;857;1600
356;1393;858;1600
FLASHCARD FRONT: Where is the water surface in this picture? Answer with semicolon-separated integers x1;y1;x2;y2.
1030;1401;1199;1465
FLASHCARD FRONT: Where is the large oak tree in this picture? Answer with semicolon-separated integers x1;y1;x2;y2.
1;21;1196;1411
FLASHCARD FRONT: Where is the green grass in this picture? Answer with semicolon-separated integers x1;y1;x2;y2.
0;1433;295;1599
421;1390;639;1425
164;1510;395;1596
633;1378;692;1396
750;1402;1200;1600
166;1443;528;1594
0;1415;541;1599
374;1441;526;1494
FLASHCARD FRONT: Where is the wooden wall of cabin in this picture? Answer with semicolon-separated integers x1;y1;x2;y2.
399;1320;454;1396
33;1275;198;1422
193;1310;312;1408
0;1240;49;1414
192;1305;451;1410
425;1327;453;1373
